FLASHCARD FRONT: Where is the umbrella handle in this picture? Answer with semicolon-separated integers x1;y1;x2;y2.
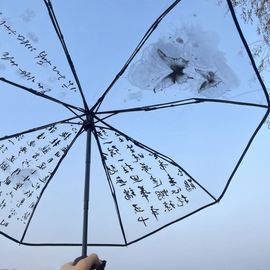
72;255;87;266
73;256;94;269
72;256;107;270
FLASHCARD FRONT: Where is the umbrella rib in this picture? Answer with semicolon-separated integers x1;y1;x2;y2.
19;126;85;244
226;0;270;107
94;116;218;202
95;98;268;119
94;112;119;123
91;0;183;112
64;121;85;126
194;97;269;109
65;108;86;122
43;0;89;111
92;127;129;246
94;97;269;133
0;114;84;142
96;98;200;115
0;77;85;114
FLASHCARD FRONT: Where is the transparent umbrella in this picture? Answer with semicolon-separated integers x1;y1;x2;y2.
0;0;269;258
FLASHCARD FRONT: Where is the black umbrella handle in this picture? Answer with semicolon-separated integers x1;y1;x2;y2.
73;256;93;269
72;256;107;270
72;255;86;266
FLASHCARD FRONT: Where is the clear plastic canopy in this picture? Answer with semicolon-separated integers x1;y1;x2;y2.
0;0;269;246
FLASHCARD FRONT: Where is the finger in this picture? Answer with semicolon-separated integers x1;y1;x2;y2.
76;254;99;269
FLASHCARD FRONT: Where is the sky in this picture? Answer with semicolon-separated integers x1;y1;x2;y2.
0;0;270;269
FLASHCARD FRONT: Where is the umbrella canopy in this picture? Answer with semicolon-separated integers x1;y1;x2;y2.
0;0;269;254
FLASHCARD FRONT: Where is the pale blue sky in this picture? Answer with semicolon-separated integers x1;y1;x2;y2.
0;0;270;269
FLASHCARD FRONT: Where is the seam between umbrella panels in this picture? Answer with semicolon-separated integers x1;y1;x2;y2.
19;126;85;244
92;0;183;112
193;98;269;109
94;98;268;133
92;126;128;246
226;0;270;107
43;0;89;112
0;114;85;142
94;115;218;203
0;77;85;115
96;98;200;116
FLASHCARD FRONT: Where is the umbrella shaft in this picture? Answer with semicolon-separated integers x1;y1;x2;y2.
82;128;92;257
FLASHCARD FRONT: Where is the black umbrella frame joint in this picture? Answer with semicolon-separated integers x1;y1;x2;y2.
0;0;269;257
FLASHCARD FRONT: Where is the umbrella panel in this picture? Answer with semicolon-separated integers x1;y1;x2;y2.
0;0;269;247
23;133;126;246
97;0;268;113
0;2;84;109
0;120;81;242
102;102;267;199
0;81;76;139
93;123;215;244
92;101;266;244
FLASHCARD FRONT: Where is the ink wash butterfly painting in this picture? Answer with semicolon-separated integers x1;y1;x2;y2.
0;0;269;252
127;25;239;98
